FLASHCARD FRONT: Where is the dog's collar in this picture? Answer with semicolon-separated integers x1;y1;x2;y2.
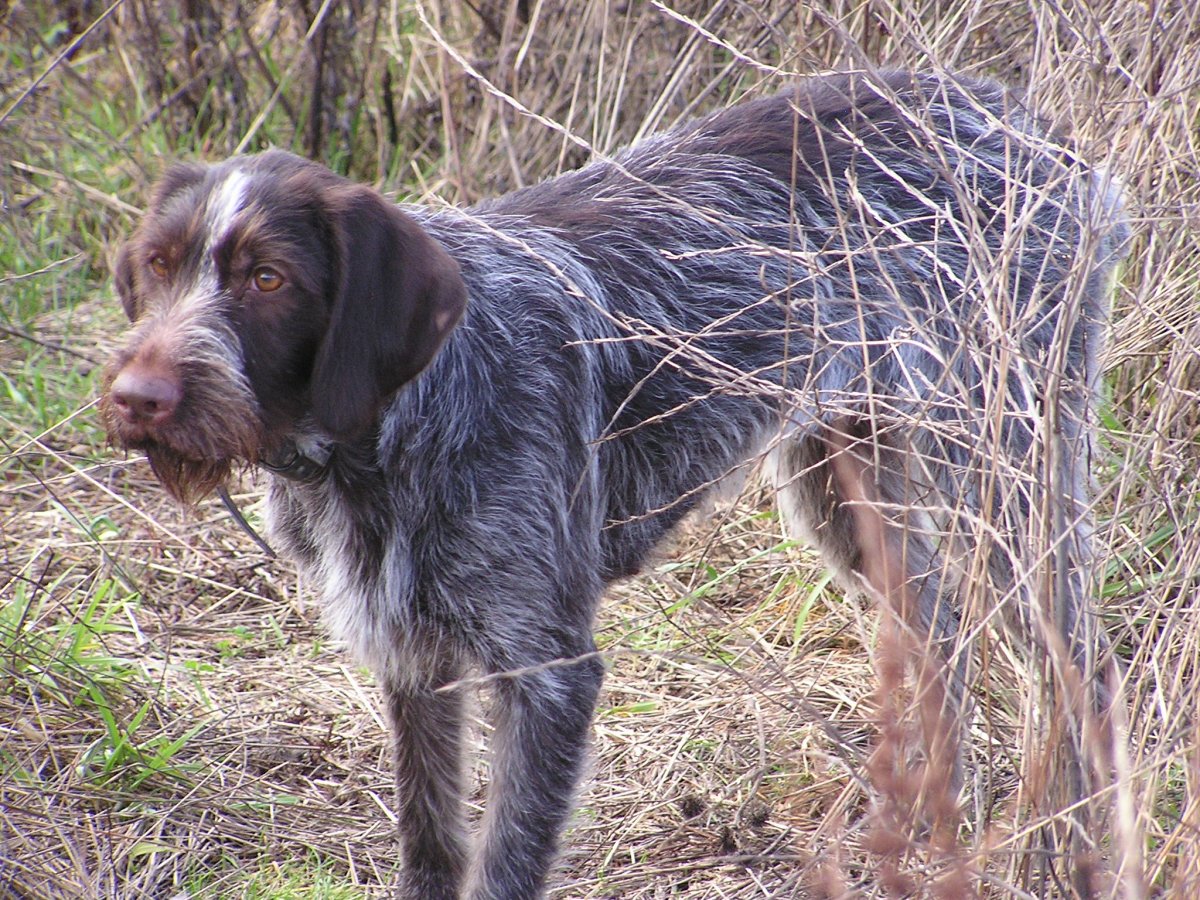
217;433;335;558
260;434;333;483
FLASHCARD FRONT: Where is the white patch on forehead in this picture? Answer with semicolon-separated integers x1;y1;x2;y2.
170;168;253;328
206;169;251;245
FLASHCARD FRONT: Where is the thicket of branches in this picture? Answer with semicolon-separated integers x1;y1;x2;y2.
2;1;1198;897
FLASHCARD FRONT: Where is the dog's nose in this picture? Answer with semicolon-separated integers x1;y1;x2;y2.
109;367;182;426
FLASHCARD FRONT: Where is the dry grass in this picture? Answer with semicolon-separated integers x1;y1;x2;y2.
2;1;1199;897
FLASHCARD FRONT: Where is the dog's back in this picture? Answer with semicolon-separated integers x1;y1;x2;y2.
405;70;1126;594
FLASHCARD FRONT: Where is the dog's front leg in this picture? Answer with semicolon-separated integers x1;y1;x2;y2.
468;652;605;900
383;665;469;900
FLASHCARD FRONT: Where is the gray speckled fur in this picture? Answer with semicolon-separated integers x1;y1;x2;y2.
142;71;1127;899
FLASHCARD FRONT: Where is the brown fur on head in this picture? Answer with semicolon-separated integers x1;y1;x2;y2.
101;151;467;504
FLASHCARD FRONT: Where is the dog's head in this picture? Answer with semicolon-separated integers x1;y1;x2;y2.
101;151;467;502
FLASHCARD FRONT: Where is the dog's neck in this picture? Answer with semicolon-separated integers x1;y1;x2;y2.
261;429;335;483
216;430;335;557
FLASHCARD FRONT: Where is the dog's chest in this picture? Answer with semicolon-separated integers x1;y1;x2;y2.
265;478;418;673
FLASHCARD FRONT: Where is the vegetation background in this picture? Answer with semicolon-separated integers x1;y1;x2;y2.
2;1;1197;897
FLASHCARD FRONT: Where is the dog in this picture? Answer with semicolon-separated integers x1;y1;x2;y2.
101;70;1127;899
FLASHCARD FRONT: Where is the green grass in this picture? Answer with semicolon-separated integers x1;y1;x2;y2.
1;576;139;709
186;854;372;900
2;349;102;443
0;575;206;795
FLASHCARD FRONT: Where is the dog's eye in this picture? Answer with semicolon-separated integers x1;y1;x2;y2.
148;255;169;278
252;266;284;293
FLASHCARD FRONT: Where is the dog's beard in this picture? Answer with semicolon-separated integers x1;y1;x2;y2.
100;363;268;507
101;399;266;508
142;443;237;505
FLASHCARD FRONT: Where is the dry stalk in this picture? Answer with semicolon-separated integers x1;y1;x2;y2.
827;421;975;899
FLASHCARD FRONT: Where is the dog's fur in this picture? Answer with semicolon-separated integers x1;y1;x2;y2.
102;70;1127;899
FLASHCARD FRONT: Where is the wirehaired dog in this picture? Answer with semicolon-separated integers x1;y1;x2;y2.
102;70;1126;899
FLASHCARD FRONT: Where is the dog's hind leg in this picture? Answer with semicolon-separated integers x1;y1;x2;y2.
773;423;972;784
773;425;965;665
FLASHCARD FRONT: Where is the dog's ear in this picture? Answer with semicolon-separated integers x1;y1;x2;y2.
312;184;468;439
113;244;137;321
151;161;207;209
